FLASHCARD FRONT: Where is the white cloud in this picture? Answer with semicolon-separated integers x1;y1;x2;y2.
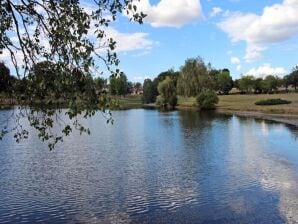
1;4;157;75
231;57;240;65
217;0;298;62
210;7;223;17
103;27;157;53
246;64;288;78
231;57;242;71
0;50;24;73
127;0;203;28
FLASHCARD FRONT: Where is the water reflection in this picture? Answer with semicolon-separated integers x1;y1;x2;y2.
0;109;298;223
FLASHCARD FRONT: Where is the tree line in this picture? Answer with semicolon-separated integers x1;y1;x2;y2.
0;61;144;99
2;58;298;110
142;57;298;109
235;68;298;94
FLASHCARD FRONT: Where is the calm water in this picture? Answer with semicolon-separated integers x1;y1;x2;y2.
0;109;298;223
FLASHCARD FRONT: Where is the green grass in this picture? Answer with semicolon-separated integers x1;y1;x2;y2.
177;96;197;107
112;95;143;109
217;93;298;114
0;94;144;110
178;93;298;115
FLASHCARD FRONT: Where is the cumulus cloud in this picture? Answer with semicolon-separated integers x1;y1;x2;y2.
127;0;203;28
231;57;240;65
1;26;156;75
245;64;288;78
231;57;242;71
217;0;298;62
210;7;223;17
103;27;157;53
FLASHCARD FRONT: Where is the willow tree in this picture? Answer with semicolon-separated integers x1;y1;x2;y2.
177;57;209;97
0;0;145;149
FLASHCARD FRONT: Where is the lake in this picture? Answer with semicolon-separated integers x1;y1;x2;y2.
0;109;298;223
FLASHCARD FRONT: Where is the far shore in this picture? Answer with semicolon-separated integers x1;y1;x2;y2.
216;109;298;127
1;93;298;127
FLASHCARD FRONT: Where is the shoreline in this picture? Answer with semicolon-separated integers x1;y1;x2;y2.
145;103;298;127
1;101;298;127
216;109;298;127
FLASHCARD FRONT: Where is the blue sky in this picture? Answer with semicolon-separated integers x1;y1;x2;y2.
1;0;298;82
107;0;298;82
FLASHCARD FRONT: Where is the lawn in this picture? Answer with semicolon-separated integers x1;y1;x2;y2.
218;93;298;115
113;95;143;109
178;93;298;115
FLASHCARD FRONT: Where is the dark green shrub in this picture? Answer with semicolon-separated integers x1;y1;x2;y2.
196;90;219;110
255;98;291;105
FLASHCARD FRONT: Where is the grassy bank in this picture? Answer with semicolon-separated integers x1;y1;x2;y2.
112;95;143;109
2;93;297;115
178;93;298;115
217;93;298;115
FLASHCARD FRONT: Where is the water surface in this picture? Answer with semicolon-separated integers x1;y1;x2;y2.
0;109;298;223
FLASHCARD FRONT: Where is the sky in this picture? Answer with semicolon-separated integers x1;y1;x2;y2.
107;0;298;82
1;0;298;82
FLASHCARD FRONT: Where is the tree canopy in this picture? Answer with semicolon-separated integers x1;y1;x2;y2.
157;76;177;109
0;0;145;149
216;69;233;95
142;78;156;104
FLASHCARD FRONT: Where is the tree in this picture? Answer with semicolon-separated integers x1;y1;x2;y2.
154;69;179;85
0;62;13;93
109;73;127;96
0;1;145;149
177;57;208;97
283;75;292;91
94;77;107;93
126;81;133;94
27;61;59;100
177;57;217;97
239;76;255;93
142;79;155;104
157;77;177;109
288;66;298;90
261;75;278;93
216;69;233;95
253;78;264;94
115;73;128;96
109;75;117;96
196;89;219;110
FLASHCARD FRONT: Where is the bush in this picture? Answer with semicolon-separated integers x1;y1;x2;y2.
156;95;177;109
156;95;165;106
255;98;291;105
196;90;219;110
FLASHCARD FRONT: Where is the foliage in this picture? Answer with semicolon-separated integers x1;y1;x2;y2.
216;69;233;95
255;98;291;106
154;69;179;85
196;89;219;110
261;75;278;93
177;57;209;97
0;1;145;149
253;78;263;94
238;75;284;94
0;62;14;93
157;77;177;109
142;79;156;104
94;77;107;92
239;75;255;93
109;73;128;96
287;66;298;90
